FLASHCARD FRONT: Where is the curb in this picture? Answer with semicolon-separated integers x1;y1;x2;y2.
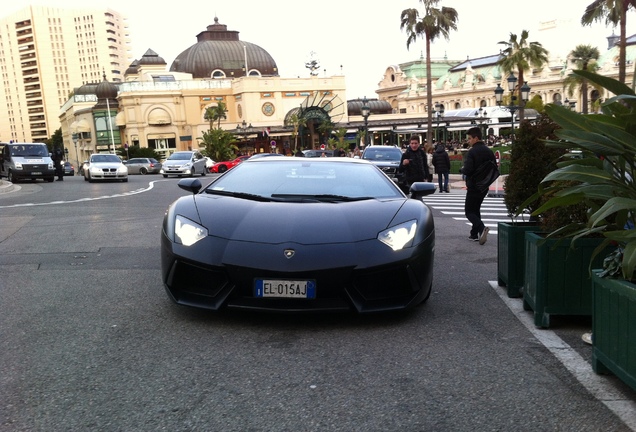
0;179;16;194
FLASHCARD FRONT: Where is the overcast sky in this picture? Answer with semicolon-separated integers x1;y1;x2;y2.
9;1;636;99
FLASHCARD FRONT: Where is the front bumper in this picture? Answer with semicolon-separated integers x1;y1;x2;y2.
161;233;434;313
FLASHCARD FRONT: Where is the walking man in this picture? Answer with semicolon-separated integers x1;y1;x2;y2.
432;143;451;193
461;127;496;244
399;136;429;192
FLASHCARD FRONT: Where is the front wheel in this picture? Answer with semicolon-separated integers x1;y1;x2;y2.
163;174;168;178
218;165;228;173
7;170;15;183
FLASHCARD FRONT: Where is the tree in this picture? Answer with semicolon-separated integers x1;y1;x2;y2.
581;0;636;85
116;145;160;160
198;128;238;162
332;127;348;150
45;128;63;152
564;44;601;114
204;102;228;129
400;0;458;146
317;119;335;144
288;113;307;151
498;30;549;123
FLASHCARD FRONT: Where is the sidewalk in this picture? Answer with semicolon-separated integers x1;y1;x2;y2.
0;179;15;194
449;174;506;197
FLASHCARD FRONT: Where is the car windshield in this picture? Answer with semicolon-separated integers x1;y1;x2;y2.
91;154;121;163
362;148;402;161
204;160;403;200
168;152;192;160
10;145;48;157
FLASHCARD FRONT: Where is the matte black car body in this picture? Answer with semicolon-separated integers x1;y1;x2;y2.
161;157;436;313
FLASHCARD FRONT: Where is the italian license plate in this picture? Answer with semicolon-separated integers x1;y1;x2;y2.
254;279;316;299
32;172;42;175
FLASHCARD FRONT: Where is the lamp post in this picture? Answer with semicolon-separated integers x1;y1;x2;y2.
72;133;79;174
360;97;370;147
494;72;530;143
477;107;488;141
434;102;445;145
236;120;252;151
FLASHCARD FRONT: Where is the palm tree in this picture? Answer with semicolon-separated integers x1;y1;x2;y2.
581;0;636;84
288;113;307;151
564;44;601;114
498;30;549;123
204;101;228;129
400;0;458;145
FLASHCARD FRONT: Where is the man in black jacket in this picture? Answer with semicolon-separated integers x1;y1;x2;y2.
399;136;429;192
461;127;496;245
432;143;451;193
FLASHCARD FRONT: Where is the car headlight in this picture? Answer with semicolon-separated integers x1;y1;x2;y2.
175;215;208;246
118;165;128;174
378;220;417;251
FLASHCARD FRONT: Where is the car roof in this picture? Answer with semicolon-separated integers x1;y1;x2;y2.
246;156;370;165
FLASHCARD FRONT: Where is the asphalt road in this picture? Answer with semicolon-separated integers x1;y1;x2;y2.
0;174;634;431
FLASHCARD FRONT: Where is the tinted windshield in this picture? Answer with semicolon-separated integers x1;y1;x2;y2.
362;148;402;161
168;152;192;160
91;154;121;163
205;160;403;199
10;145;48;157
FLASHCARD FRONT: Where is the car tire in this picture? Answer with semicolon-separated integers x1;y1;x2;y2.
7;170;15;183
139;167;147;175
190;169;195;178
122;178;128;182
87;174;93;183
201;169;206;177
47;177;54;182
163;174;168;178
218;165;228;173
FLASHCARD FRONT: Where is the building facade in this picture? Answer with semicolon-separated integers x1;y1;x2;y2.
0;6;131;143
59;18;348;166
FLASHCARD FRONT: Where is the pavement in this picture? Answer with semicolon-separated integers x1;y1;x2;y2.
0;179;15;194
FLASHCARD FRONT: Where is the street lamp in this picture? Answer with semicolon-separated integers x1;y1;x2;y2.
477;107;488;141
494;72;530;142
72;133;79;174
434;102;445;144
360;97;370;147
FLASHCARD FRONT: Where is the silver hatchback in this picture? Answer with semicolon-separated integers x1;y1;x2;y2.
160;151;207;178
125;157;162;175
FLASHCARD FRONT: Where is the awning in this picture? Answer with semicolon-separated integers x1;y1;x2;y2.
115;111;126;126
76;119;91;133
148;108;171;125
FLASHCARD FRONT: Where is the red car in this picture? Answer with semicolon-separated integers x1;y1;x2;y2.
209;155;250;173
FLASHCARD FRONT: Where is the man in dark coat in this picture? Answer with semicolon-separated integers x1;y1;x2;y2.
432;143;451;193
399;136;429;191
52;147;64;181
461;127;496;245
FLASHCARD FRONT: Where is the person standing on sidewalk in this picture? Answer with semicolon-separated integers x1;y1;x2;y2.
432;143;451;193
461;127;496;244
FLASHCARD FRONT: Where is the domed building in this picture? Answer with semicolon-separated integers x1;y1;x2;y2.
170;17;278;79
60;17;348;162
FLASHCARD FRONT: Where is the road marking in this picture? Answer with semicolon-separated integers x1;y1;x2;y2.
0;180;160;209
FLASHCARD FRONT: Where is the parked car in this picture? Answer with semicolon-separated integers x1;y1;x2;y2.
63;162;75;176
161;157;436;313
160;151;207;178
125;157;162;175
209;155;250;173
83;153;128;182
361;145;404;180
302;149;334;158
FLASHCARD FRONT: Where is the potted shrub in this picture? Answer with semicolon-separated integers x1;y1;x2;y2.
497;117;565;298
528;70;636;389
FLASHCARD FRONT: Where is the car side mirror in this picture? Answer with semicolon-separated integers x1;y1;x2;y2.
409;182;436;200
178;178;202;194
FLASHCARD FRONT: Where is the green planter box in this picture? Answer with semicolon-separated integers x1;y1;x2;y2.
523;232;611;328
592;271;636;392
497;222;540;298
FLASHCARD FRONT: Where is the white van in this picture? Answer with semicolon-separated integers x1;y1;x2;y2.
0;142;56;183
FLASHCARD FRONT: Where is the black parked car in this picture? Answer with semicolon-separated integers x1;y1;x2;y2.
63;162;75;176
361;145;403;180
161;157;436;313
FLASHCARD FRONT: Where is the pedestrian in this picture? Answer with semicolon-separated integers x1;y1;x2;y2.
432;143;451;193
399;135;429;190
52;147;64;181
425;143;435;182
461;127;496;245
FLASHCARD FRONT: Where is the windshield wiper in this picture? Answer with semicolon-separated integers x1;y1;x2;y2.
204;189;274;202
271;194;373;202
